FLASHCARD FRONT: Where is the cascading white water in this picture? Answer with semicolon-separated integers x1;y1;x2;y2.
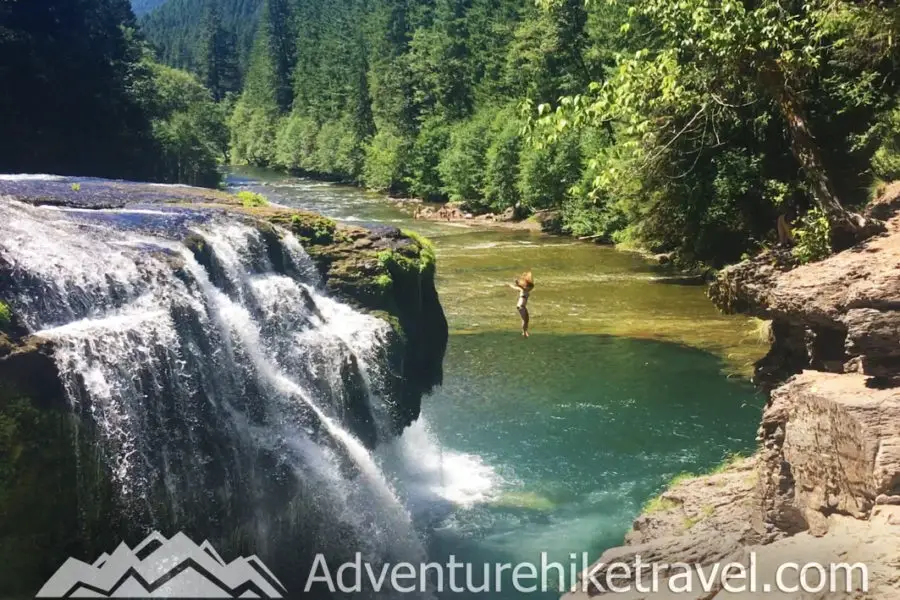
0;198;433;597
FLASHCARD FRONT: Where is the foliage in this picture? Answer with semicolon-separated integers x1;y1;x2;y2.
482;109;524;212
140;0;261;76
237;191;268;208
139;0;900;264
230;97;278;166
405;117;451;201
289;213;335;244
363;129;411;192
872;105;900;181
0;0;159;179
0;0;229;187
792;208;832;264
274;113;319;172
438;112;494;204
197;0;241;102
374;274;393;289
401;230;437;273
0;302;11;328
518;130;583;211
531;0;900;264
145;61;228;187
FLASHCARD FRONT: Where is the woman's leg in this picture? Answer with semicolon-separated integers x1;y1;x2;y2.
518;307;530;336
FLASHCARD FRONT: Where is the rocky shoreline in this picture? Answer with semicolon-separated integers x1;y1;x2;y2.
568;190;900;599
408;200;552;231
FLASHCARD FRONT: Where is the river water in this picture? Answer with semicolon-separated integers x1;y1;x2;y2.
228;169;765;599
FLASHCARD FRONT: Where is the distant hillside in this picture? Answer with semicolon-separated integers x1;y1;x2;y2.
131;0;168;16
139;0;261;74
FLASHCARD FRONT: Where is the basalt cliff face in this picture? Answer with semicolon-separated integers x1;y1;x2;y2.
567;192;900;599
0;176;448;597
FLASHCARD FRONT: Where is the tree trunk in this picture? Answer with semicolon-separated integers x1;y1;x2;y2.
760;65;843;215
759;63;882;248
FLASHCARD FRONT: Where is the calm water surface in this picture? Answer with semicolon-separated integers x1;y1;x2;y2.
228;169;765;599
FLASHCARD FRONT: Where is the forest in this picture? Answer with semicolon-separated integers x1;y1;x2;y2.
4;0;900;266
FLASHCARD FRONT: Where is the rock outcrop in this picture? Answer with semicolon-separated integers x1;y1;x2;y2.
709;206;900;386
758;372;900;537
571;193;900;599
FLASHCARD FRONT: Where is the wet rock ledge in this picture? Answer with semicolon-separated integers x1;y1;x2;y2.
568;190;900;599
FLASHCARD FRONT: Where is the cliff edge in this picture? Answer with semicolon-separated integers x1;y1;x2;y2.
567;189;900;599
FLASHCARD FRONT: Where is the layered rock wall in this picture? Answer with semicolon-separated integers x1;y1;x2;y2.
569;194;900;599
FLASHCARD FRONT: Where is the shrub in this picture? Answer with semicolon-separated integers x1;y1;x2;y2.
363;128;411;192
237;190;268;208
792;207;832;263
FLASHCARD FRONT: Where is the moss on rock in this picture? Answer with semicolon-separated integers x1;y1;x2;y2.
255;210;449;431
185;201;447;432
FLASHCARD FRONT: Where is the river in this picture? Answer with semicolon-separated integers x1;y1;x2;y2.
228;168;765;599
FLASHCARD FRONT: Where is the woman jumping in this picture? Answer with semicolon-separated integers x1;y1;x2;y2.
508;271;534;337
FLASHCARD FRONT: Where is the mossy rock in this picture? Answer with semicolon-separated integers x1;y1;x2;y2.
191;201;448;433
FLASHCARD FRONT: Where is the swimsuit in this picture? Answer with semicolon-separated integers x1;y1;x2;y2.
517;289;530;310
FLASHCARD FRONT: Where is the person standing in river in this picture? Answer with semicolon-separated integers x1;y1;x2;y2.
508;271;534;337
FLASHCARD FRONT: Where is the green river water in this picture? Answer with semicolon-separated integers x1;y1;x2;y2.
228;169;766;599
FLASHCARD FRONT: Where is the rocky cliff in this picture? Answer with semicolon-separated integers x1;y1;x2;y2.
566;191;900;599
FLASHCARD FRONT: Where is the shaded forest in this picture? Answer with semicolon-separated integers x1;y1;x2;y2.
0;0;229;187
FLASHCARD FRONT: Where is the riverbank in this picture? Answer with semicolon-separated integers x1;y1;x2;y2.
566;191;900;599
405;199;548;232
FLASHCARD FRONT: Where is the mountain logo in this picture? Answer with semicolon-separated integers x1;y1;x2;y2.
36;531;287;598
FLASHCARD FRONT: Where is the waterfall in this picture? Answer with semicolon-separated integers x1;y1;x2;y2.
0;198;431;597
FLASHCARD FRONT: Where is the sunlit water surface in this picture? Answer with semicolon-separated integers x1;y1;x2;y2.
229;169;765;599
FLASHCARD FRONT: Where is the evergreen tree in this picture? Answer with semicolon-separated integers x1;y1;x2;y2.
198;0;240;101
144;0;900;265
0;0;158;179
258;0;295;112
